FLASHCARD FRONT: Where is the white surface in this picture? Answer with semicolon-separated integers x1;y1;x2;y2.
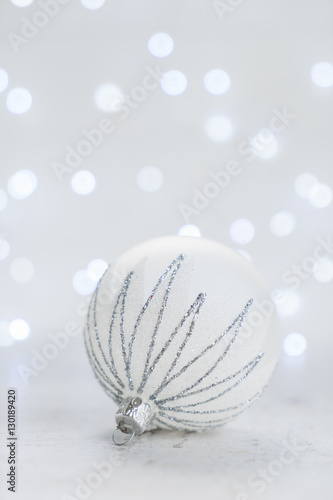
1;337;332;500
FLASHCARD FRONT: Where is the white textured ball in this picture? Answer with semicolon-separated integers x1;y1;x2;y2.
84;236;279;439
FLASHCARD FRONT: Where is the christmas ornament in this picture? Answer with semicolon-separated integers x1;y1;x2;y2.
84;236;279;445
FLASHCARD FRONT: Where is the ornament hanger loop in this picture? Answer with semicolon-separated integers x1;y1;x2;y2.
112;426;135;446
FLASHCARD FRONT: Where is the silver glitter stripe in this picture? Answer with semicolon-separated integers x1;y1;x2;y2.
155;293;206;388
156;410;243;429
166;299;253;397
156;374;272;430
155;406;253;430
137;293;206;395
107;272;133;388
84;292;111;390
150;299;253;400
120;273;134;372
154;416;206;431
93;273;125;390
159;352;264;409
154;417;191;431
126;254;185;390
85;318;123;398
157;387;264;415
84;292;123;398
83;325;122;401
137;258;184;394
95;373;123;406
86;267;125;395
156;352;264;404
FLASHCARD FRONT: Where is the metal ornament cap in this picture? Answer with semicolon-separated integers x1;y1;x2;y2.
115;397;156;436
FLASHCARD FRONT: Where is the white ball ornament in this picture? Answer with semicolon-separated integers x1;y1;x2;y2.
84;236;279;445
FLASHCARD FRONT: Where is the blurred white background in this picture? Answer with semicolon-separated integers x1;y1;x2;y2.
0;1;332;499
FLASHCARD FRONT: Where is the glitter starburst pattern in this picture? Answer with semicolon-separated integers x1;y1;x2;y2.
84;254;266;432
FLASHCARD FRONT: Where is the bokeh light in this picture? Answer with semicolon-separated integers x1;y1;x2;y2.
0;322;14;347
136;166;163;192
10;257;34;283
7;170;37;199
274;290;300;316
251;129;278;159
311;61;333;88
229;218;255;245
80;0;105;9
204;69;230;95
148;33;174;58
87;259;109;282
308;183;332;208
94;83;124;112
283;332;307;356
0;239;10;261
71;170;96;195
6;88;32;114
312;258;333;283
0;189;8;211
9;319;30;340
161;70;187;96
0;69;9;93
178;224;202;237
204;115;233;142
10;0;34;5
294;173;318;199
72;270;97;295
269;210;296;237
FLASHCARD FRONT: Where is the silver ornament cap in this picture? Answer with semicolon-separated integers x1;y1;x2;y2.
113;397;156;445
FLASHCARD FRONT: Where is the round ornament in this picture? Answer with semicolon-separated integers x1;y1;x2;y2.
84;236;279;444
